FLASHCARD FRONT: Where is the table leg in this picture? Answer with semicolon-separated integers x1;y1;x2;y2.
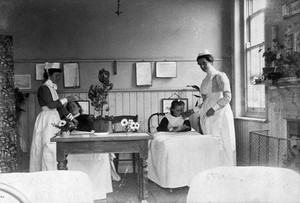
57;161;67;170
138;157;148;203
57;146;68;170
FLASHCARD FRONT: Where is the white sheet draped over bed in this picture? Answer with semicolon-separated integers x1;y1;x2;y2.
148;131;233;188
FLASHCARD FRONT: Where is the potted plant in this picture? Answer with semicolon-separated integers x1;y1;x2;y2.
88;68;113;132
262;47;277;77
186;85;203;134
276;51;300;78
261;46;285;83
186;85;202;107
262;44;300;81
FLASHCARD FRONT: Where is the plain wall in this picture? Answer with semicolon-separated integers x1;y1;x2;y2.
0;0;233;92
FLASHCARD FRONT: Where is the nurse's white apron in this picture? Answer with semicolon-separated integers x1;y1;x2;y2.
199;75;236;165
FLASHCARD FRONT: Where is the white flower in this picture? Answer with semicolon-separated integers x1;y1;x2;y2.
128;119;134;124
130;122;140;130
130;123;136;130
120;119;128;126
58;120;67;127
135;122;140;130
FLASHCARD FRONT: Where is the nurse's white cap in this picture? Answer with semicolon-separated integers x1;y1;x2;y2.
45;62;60;70
197;49;212;57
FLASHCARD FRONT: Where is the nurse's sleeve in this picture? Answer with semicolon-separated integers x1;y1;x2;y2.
38;86;64;109
38;86;73;119
212;72;232;111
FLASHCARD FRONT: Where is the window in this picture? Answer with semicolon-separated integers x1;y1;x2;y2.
245;0;266;117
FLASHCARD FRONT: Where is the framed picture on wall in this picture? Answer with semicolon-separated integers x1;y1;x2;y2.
162;98;188;113
136;62;152;86
14;74;31;89
77;100;90;115
36;63;46;80
63;63;80;88
156;62;177;78
294;31;300;52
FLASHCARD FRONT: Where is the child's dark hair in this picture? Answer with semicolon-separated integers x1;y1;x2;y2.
170;99;185;116
66;101;83;115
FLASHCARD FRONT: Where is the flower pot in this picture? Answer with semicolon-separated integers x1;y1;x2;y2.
262;67;277;80
263;67;275;75
93;117;110;132
267;72;283;85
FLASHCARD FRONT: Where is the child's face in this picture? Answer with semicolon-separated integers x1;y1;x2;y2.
68;102;80;115
172;105;184;117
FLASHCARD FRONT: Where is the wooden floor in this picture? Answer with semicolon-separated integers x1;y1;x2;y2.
95;173;189;203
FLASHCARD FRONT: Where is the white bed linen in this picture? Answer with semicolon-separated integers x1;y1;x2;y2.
187;167;300;203
0;171;93;203
148;131;231;188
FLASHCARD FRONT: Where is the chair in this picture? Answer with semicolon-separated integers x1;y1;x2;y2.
147;112;166;133
111;115;138;173
187;166;300;203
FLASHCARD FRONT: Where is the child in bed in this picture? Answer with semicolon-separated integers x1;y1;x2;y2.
157;99;191;132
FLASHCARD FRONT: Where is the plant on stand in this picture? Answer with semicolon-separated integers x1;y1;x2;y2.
261;45;300;84
88;68;113;132
186;85;203;134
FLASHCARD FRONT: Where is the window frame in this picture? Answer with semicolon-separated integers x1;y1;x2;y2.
244;0;266;118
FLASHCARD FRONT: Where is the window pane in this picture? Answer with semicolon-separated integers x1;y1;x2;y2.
250;13;265;45
252;0;266;13
247;48;265;108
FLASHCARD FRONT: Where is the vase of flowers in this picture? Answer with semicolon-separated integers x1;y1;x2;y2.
120;118;140;133
52;119;76;137
88;68;114;132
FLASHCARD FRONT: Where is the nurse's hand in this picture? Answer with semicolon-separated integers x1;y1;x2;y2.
72;118;79;126
206;108;215;117
181;109;194;119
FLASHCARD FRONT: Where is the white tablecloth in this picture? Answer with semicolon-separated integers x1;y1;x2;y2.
148;131;231;188
68;153;112;200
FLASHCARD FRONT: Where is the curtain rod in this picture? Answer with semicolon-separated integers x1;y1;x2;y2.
14;57;230;63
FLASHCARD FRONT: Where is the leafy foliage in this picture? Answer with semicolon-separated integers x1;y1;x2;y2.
14;87;29;122
88;68;113;116
187;85;202;107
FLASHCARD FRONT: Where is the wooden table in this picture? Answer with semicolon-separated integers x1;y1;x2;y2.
50;132;153;203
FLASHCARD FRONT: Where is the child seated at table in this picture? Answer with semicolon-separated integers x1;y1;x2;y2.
157;99;191;132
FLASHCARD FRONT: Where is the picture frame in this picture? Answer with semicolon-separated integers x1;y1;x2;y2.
63;63;80;88
136;62;152;86
162;98;188;113
294;31;300;52
77;100;90;115
14;74;31;89
35;63;46;80
282;0;300;19
156;62;177;78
